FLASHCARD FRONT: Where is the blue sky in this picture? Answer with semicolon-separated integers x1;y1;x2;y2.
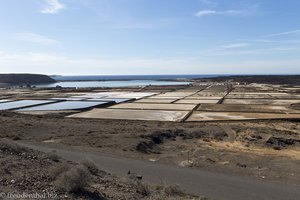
0;0;300;75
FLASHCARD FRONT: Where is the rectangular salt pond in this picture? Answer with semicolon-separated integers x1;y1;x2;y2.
154;92;195;98
135;98;176;104
0;100;54;110
18;101;111;111
112;92;158;99
86;98;132;103
223;99;300;105
72;92;156;99
175;99;219;104
50;97;88;101
110;103;196;111
69;109;189;122
186;111;300;122
198;104;300;114
72;92;131;99
0;99;13;103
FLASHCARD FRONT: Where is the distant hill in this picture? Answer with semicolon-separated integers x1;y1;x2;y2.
0;74;56;86
196;75;300;85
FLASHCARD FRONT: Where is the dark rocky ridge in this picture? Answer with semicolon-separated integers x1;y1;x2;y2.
0;74;56;86
194;75;300;85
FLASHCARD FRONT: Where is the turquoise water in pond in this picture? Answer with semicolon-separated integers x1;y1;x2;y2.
34;80;191;88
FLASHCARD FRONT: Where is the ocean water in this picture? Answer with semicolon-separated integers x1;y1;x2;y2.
51;74;222;81
35;80;192;88
35;74;225;88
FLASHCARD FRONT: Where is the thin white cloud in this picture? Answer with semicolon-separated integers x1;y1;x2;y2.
195;9;243;17
219;43;251;49
195;3;261;17
199;0;218;7
16;32;59;45
195;10;216;17
1;51;300;74
41;0;65;14
266;29;300;37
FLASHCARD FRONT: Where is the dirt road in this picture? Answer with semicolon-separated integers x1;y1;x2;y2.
17;140;300;200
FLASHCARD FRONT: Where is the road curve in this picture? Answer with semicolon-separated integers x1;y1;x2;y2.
17;141;300;200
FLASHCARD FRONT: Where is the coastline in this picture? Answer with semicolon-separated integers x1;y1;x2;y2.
52;74;300;84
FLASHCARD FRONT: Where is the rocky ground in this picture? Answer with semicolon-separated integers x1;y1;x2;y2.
0;139;201;200
1;82;300;197
0;111;299;186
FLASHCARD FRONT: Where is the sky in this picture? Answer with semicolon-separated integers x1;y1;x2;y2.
0;0;300;75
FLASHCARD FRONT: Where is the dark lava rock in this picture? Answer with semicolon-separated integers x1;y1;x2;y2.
136;130;177;154
273;146;282;150
236;163;247;168
151;130;176;144
136;141;160;154
266;136;299;148
183;127;228;141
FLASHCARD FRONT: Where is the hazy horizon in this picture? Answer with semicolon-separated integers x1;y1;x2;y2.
1;0;300;75
2;73;300;76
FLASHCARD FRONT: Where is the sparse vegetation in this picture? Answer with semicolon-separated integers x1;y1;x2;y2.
126;175;151;196
49;163;70;180
53;164;91;193
80;159;99;175
164;184;185;197
49;159;196;199
123;174;198;199
46;150;60;162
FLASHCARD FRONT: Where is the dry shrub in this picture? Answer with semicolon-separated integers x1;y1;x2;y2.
146;183;189;200
46;151;60;162
80;160;98;175
136;181;151;196
126;174;151;196
54;164;91;193
49;163;70;180
12;135;21;141
164;184;185;197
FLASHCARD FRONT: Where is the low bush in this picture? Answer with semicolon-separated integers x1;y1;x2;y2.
126;174;151;196
46;151;60;162
49;163;70;180
53;164;91;193
164;184;185;197
80;160;98;175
